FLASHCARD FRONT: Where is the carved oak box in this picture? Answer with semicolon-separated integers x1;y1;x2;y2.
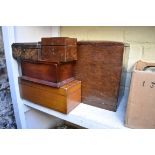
21;60;75;88
41;37;77;63
74;41;124;111
19;78;81;114
12;42;41;61
12;37;77;63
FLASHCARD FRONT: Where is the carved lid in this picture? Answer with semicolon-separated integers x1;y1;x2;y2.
12;42;41;48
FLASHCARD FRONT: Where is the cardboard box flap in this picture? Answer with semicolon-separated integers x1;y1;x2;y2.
134;60;155;71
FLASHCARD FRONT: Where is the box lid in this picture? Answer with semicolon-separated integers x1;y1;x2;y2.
134;60;155;71
12;42;41;49
19;77;81;96
21;59;74;65
77;41;127;46
41;37;77;46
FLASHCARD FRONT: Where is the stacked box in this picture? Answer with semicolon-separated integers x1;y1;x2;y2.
12;37;81;114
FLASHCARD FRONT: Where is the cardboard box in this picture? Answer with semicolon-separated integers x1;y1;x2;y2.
125;60;155;128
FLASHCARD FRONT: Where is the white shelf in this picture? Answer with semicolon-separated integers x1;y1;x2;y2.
23;95;128;129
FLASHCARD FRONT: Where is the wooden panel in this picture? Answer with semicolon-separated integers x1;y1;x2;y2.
77;43;124;64
19;78;81;114
20;81;67;113
66;46;77;62
67;89;81;113
74;41;124;111
58;62;74;81
21;60;58;82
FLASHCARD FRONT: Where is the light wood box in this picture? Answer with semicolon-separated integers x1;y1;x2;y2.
19;77;81;114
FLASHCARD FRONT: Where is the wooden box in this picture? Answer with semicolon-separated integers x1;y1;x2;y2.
41;37;77;62
12;43;41;61
12;37;77;63
21;60;74;87
74;41;124;111
19;78;81;114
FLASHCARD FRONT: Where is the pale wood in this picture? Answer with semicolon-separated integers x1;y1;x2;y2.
19;78;81;114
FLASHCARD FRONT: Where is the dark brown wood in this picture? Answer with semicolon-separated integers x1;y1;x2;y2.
21;60;75;87
41;37;77;63
41;37;77;46
77;41;124;46
12;43;41;61
12;37;77;63
41;45;77;62
19;78;81;114
74;41;124;111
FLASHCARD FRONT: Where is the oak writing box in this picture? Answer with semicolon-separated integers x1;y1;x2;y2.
19;78;81;114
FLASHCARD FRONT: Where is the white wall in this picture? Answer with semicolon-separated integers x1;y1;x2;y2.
2;26;63;128
25;109;63;129
2;27;26;128
14;26;57;42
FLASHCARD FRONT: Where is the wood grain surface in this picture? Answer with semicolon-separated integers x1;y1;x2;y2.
12;37;77;63
21;60;74;87
74;41;124;111
41;37;77;46
19;78;81;114
12;43;41;61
